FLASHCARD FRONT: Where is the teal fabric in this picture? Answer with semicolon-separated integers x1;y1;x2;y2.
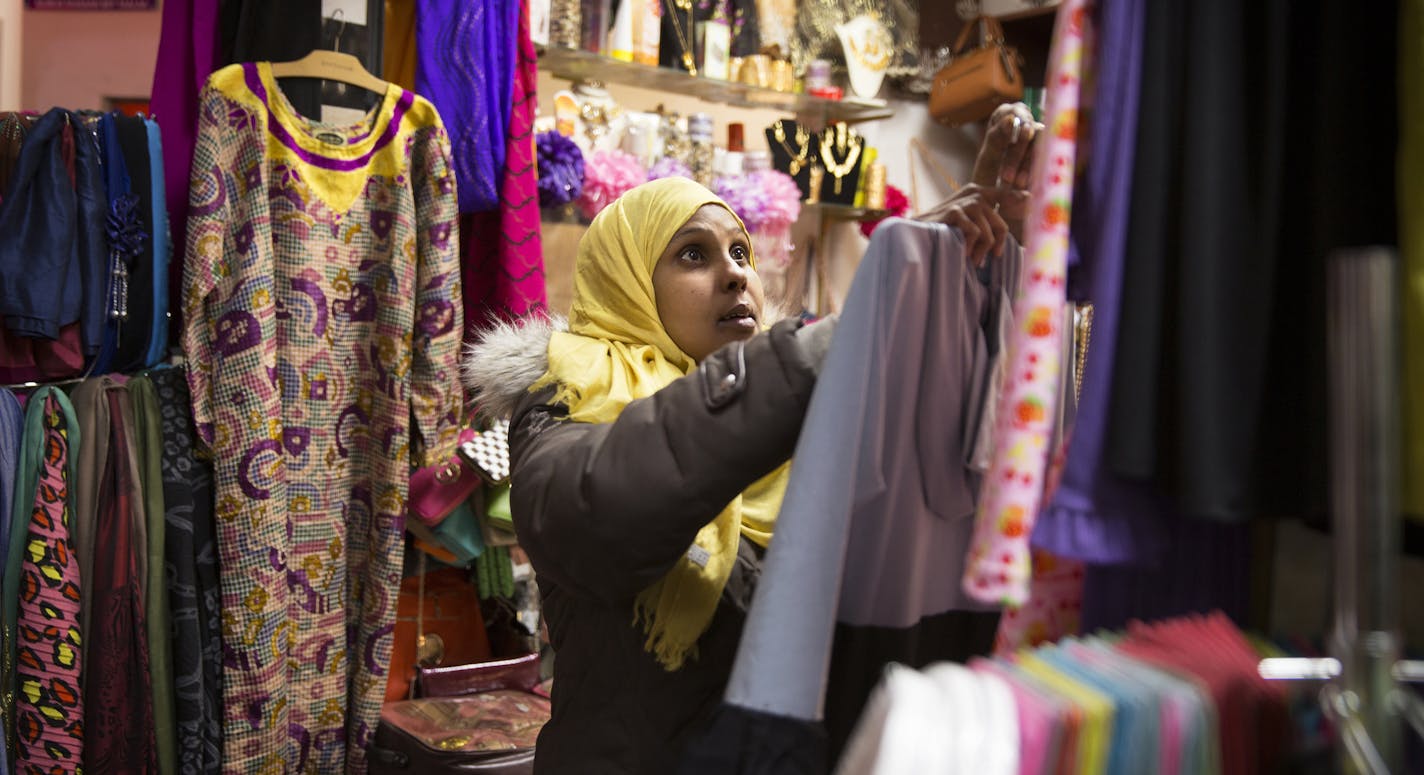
3;388;81;763
143;119;171;368
0;390;23;775
430;500;486;563
0;390;23;568
1078;638;1217;775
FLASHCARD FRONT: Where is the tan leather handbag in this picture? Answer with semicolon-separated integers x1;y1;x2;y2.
929;17;1025;126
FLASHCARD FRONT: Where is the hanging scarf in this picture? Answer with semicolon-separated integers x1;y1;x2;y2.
962;0;1089;607
534;177;787;670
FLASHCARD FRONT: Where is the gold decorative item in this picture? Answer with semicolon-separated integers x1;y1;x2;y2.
550;0;581;48
807;165;825;204
688;112;715;187
791;0;920;82
662;0;698;75
729;56;745;83
769;59;797;92
416;632;446;667
1074;303;1094;404
657;107;690;166
819;123;863;196
865;162;887;210
836;14;892;101
771;120;811;176
738;54;772;88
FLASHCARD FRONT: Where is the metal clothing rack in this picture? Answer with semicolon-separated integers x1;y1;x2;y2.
1259;248;1424;774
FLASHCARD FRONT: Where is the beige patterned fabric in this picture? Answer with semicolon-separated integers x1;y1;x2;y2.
181;62;464;773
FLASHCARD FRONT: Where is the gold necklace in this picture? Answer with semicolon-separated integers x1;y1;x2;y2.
662;0;697;76
846;23;891;71
772;120;810;176
818;124;863;195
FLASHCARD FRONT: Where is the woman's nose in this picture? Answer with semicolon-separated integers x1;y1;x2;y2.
722;255;749;291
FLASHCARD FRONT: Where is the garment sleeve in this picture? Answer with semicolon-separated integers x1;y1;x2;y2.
179;85;236;458
408;123;464;468
508;319;821;606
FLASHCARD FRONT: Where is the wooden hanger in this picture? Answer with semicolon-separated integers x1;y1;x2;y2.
269;49;389;96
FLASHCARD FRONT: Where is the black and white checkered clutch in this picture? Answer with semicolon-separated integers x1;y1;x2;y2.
457;419;510;485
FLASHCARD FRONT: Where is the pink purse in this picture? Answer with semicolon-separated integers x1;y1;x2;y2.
408;428;481;528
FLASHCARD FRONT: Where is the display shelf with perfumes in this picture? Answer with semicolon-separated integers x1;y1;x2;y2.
537;47;894;123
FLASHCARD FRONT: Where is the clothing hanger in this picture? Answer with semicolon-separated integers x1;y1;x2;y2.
269;49;389;95
268;12;388;96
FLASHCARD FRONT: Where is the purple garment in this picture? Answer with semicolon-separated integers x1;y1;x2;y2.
149;0;220;336
1080;517;1251;632
416;0;518;213
1033;0;1162;564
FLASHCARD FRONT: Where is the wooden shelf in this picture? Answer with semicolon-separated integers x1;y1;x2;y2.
537;48;895;124
814;203;889;222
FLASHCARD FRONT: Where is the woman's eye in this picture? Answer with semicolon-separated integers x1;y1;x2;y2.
679;247;705;263
731;245;749;263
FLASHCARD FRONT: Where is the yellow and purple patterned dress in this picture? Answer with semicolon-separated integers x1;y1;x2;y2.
180;62;463;774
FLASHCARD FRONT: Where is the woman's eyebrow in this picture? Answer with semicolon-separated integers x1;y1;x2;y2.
669;224;716;241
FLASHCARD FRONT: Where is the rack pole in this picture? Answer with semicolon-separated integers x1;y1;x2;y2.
1326;247;1403;772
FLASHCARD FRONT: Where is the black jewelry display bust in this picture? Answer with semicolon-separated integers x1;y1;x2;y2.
765;119;819;201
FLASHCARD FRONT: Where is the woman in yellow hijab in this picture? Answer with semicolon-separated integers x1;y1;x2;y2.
465;176;834;773
464;163;1019;772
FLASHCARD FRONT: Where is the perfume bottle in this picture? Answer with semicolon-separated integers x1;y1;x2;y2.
688;112;715;187
581;0;612;53
550;0;581;48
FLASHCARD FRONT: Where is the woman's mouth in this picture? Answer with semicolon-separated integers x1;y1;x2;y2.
718;304;757;331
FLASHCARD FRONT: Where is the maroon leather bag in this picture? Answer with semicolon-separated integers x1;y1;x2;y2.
368;654;548;774
417;653;542;699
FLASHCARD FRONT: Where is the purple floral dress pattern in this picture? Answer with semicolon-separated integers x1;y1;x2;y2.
181;63;463;774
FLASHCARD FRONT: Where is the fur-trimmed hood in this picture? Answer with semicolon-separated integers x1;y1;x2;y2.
461;315;564;422
461;302;790;421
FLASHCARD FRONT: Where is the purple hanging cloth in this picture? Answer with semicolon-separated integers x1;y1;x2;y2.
416;0;518;213
148;0;221;336
1032;0;1167;565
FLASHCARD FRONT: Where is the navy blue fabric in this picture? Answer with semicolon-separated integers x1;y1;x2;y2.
0;108;107;355
91;113;129;375
114;113;157;372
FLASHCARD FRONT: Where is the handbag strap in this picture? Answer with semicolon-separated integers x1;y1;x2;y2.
907;137;961;214
952;16;1009;56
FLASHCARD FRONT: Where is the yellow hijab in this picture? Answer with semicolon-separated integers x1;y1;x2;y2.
534;177;788;670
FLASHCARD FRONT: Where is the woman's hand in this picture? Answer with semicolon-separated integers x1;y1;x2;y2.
917;184;1025;268
916;101;1040;267
970;102;1041;222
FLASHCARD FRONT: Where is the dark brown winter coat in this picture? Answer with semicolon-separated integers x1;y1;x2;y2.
464;316;831;774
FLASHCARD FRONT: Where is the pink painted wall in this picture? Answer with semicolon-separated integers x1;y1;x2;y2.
19;5;162;111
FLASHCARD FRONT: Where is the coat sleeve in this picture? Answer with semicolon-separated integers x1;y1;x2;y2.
508;319;825;606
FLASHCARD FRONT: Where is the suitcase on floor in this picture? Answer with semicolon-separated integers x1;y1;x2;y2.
369;653;549;774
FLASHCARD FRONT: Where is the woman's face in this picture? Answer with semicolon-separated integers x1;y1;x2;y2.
652;204;766;363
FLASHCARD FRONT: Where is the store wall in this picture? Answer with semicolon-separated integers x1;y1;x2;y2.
0;0;20;109
20;4;162;111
